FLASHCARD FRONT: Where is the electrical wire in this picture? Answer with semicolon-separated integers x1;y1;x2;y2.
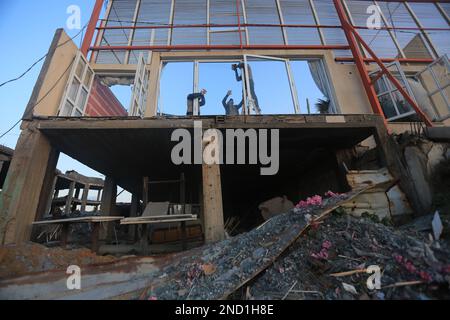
0;23;87;89
0;56;76;140
0;23;87;139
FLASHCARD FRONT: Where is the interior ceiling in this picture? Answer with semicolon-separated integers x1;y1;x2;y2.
41;125;375;196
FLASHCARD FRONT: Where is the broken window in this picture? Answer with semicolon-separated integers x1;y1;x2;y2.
129;54;150;117
415;55;450;121
58;52;94;117
370;62;417;121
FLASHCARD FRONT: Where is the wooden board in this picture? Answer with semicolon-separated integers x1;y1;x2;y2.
32;216;124;225
120;217;198;226
122;214;197;221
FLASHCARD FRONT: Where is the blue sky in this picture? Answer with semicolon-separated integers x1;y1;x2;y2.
0;0;105;178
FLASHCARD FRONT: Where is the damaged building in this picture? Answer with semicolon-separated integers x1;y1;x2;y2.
0;0;450;300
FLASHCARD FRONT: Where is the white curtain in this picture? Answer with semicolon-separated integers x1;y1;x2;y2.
407;78;438;121
308;60;334;113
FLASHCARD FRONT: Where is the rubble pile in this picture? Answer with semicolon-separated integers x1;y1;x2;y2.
249;212;450;300
141;192;355;300
142;187;450;300
0;242;115;279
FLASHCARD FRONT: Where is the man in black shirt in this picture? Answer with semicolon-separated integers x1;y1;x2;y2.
232;63;261;114
222;90;243;115
186;89;207;116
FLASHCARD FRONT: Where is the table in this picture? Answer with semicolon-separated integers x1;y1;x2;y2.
32;216;124;252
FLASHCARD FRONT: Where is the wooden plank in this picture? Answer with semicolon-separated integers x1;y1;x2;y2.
202;164;224;243
142;177;149;209
123;214;197;220
33;216;124;225
128;193;139;241
120;217;198;225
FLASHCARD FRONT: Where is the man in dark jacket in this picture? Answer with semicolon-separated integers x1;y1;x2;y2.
186;89;207;116
222;90;243;115
232;63;261;114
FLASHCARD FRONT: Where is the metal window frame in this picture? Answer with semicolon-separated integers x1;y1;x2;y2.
404;1;439;59
58;52;95;117
167;0;175;46
369;61;417;121
415;55;450;120
125;0;142;65
157;55;340;116
129;53;149;117
240;0;250;45
373;0;406;59
243;54;302;114
309;0;326;45
275;0;288;45
436;2;450;24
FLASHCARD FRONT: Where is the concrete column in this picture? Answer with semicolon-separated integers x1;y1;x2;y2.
80;185;90;213
0;124;59;244
202;164;225;243
101;176;117;241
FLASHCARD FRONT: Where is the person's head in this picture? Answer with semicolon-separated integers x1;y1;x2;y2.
227;99;234;107
201;89;207;95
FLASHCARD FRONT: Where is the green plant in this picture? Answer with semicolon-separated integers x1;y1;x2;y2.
315;98;330;114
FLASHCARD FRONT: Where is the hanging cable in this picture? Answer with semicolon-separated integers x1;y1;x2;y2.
0;56;76;140
0;23;87;89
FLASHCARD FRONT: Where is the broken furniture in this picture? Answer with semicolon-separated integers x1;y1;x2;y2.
32;216;124;252
121;202;198;253
120;174;200;253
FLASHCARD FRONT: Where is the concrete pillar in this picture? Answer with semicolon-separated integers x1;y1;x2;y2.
0;124;59;244
202;164;225;243
101;176;117;241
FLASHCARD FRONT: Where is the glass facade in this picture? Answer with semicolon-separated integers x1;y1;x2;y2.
94;0;450;64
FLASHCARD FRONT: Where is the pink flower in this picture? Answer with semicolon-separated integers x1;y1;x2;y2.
296;195;323;208
394;254;403;264
405;261;417;274
419;271;432;282
322;240;332;249
325;191;340;198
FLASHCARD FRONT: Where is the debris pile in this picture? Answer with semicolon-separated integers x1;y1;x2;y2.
249;213;450;300
0;242;115;279
140;190;357;300
142;187;450;300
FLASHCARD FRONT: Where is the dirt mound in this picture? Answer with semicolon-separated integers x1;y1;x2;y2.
0;242;115;279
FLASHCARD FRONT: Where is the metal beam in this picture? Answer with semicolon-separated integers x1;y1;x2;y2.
81;0;105;57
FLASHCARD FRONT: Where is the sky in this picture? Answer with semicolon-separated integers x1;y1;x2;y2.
0;1;135;201
0;1;108;178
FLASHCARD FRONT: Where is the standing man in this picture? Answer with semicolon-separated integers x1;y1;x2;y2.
222;90;243;116
186;89;207;116
232;63;261;114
